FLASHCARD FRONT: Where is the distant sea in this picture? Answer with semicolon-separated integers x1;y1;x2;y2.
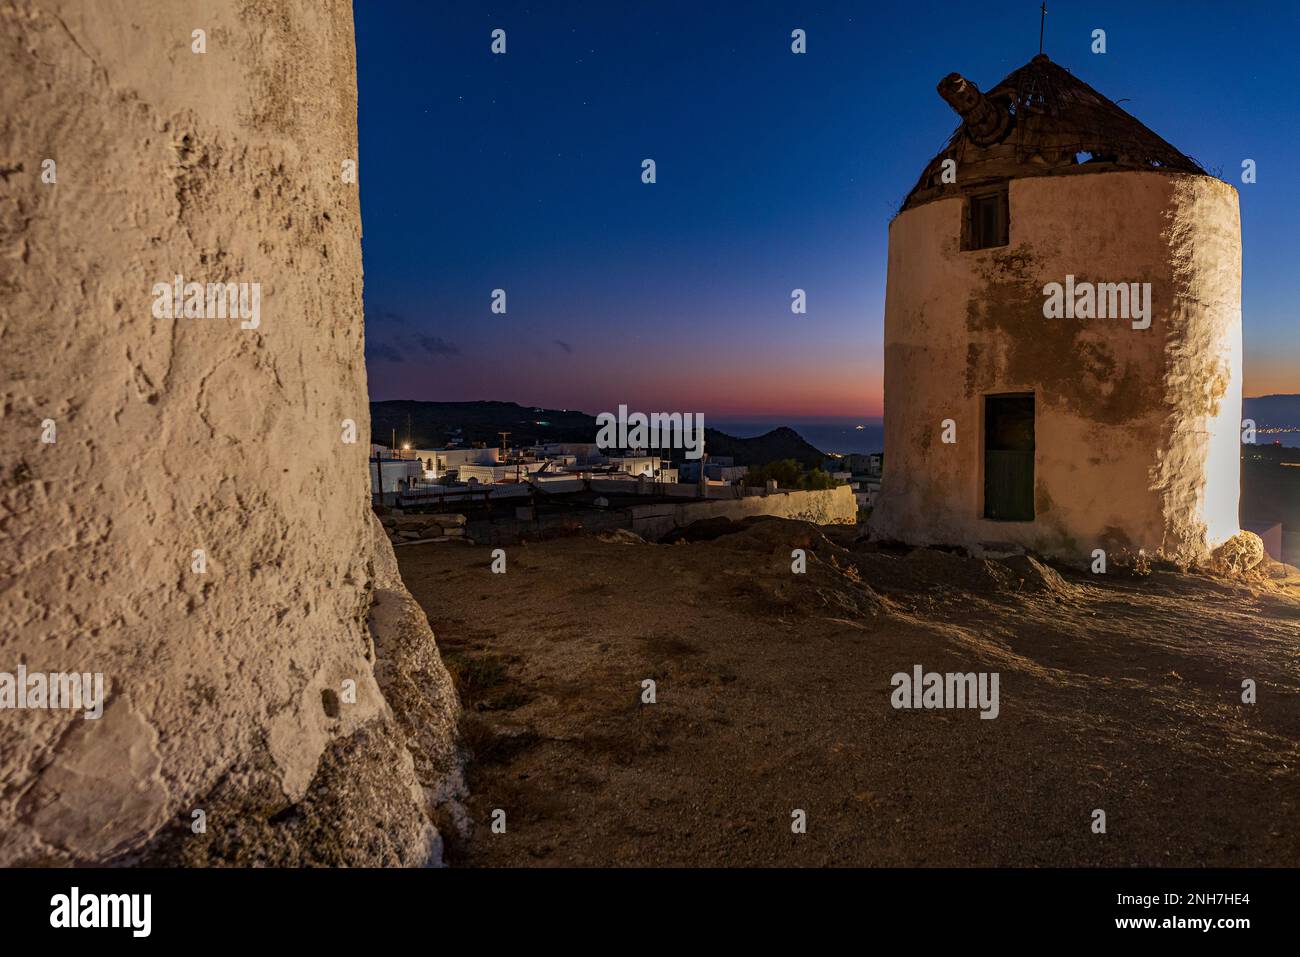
711;418;884;456
709;422;1299;456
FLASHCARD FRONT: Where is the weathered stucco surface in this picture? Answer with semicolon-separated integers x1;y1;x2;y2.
0;0;460;864
869;170;1241;563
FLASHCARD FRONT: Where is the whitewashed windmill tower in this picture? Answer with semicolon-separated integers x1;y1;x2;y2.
868;53;1243;564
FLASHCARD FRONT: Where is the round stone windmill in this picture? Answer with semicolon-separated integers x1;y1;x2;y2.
868;54;1243;564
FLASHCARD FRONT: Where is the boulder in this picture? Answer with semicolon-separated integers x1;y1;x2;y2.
1210;531;1266;574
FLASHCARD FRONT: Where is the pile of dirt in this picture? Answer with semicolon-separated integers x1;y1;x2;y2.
997;554;1081;599
659;516;743;543
596;528;646;545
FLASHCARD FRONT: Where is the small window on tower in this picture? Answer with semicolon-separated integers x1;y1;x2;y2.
965;188;1009;250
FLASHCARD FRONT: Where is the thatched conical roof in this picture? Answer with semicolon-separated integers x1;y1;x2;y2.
903;54;1205;211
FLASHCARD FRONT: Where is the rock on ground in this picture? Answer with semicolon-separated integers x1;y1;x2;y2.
1211;531;1266;574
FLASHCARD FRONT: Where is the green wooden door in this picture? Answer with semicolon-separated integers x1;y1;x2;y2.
984;395;1035;521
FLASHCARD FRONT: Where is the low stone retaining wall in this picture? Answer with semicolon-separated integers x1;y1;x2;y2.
419;485;858;547
382;513;468;545
628;485;857;540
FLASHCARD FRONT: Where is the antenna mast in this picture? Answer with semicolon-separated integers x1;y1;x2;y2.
1039;3;1047;55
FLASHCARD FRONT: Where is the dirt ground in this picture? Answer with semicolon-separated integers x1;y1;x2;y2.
395;518;1300;867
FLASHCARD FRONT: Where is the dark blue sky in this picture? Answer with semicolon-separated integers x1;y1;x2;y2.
356;0;1298;417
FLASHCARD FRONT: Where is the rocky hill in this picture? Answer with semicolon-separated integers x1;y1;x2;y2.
370;400;826;468
1244;394;1300;427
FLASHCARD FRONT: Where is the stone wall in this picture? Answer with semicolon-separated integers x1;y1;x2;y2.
0;0;460;865
628;485;858;540
383;513;469;545
457;485;858;546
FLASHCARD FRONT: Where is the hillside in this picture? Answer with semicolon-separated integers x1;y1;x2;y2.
370;400;598;448
1245;394;1300;427
1241;443;1300;564
697;425;824;469
1242;443;1300;523
369;400;826;468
